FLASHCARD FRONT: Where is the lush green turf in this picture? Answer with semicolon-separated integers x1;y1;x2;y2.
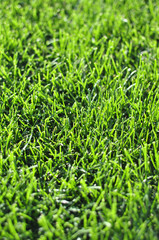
0;0;159;239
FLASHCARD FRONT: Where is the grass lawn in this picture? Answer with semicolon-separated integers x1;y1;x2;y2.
0;0;159;239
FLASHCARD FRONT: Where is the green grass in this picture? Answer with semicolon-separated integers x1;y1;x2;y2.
0;0;159;239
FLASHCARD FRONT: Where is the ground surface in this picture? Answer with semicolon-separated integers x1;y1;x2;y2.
0;0;159;239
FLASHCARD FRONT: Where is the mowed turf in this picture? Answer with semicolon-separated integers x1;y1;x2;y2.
0;0;159;239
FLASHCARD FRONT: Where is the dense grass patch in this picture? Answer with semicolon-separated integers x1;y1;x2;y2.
0;0;159;239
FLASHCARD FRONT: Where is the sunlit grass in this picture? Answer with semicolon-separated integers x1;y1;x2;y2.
0;0;159;239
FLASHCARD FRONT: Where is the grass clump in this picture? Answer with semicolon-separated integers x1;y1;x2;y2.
0;0;159;239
